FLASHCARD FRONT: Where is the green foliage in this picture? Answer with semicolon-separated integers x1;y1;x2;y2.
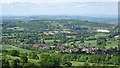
80;38;84;43
62;61;72;67
20;55;28;63
78;55;88;62
28;52;39;60
2;59;10;68
96;38;107;47
19;52;28;57
88;55;105;63
2;49;8;55
23;63;37;68
61;54;72;62
109;56;119;65
9;50;19;56
39;53;61;66
11;59;21;68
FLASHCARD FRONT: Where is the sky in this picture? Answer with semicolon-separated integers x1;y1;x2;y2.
0;0;119;17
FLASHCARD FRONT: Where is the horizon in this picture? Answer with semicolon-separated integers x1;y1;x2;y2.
1;15;118;19
1;2;118;17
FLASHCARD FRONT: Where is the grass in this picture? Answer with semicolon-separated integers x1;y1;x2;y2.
84;40;118;49
28;59;40;63
66;36;76;38
4;54;40;66
7;27;24;31
44;40;60;43
6;55;20;60
71;61;90;66
73;39;118;49
95;33;109;38
105;41;118;49
1;44;31;52
71;61;114;66
84;40;97;46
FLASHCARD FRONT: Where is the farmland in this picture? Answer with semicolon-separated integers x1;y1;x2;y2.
1;18;119;67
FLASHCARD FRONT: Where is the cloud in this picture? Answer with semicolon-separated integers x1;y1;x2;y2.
0;0;119;4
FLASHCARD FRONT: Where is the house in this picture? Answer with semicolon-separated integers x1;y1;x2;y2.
96;29;110;33
114;35;119;40
43;31;58;35
33;44;40;48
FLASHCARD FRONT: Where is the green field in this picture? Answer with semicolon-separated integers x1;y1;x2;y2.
95;33;109;38
44;40;60;43
84;40;97;46
7;27;24;31
105;41;118;49
1;44;31;52
71;61;114;66
84;40;118;49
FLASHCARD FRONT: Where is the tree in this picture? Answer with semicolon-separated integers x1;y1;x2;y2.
39;54;61;66
2;49;8;55
19;52;28;57
62;61;72;67
97;38;106;46
9;50;19;56
11;59;21;68
79;55;88;62
42;39;45;44
28;52;39;59
20;55;28;63
2;59;10;68
53;40;58;46
110;56;119;65
61;54;71;62
80;38;84;43
88;55;105;63
23;63;36;68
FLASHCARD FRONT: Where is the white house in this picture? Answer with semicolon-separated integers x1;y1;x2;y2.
96;29;110;33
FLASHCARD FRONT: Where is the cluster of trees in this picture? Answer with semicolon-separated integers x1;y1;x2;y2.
2;49;120;68
2;50;73;67
3;19;116;32
28;52;39;59
97;37;107;46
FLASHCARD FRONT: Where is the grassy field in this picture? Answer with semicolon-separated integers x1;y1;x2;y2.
66;36;76;38
84;40;97;46
66;39;117;49
44;40;60;43
84;40;118;49
2;54;40;66
7;27;24;31
71;61;93;66
105;41;118;49
1;44;31;52
95;33;109;38
71;61;114;66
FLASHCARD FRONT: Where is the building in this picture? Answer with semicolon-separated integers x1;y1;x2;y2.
96;29;110;33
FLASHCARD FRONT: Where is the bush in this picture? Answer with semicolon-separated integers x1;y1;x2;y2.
9;50;19;56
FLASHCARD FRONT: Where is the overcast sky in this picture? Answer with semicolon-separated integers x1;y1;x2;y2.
0;0;119;17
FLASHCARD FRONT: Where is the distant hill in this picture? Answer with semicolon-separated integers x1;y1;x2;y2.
2;15;118;24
